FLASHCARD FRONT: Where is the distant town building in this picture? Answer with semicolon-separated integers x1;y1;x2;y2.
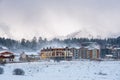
79;47;88;59
80;42;100;59
70;48;80;59
19;52;40;62
40;42;101;60
112;48;120;59
19;52;29;62
40;47;73;61
100;48;112;58
87;48;100;59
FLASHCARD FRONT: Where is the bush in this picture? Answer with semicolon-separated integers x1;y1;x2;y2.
0;67;4;74
13;68;25;75
98;72;107;75
0;60;6;66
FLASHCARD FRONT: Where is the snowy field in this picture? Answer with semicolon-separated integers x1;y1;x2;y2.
0;60;120;80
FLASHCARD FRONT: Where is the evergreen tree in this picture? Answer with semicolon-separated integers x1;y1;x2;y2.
21;38;26;47
31;37;37;50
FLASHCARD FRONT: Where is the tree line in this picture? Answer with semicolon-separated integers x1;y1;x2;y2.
0;36;120;51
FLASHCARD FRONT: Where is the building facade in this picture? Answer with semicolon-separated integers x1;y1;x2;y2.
100;48;112;58
87;48;100;59
112;48;120;59
40;47;73;61
79;47;88;59
70;48;80;59
70;47;100;60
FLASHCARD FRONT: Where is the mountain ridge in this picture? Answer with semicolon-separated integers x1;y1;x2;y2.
55;30;120;39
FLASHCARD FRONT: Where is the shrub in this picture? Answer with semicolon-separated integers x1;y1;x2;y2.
0;60;6;66
13;68;25;75
98;72;107;75
0;67;4;74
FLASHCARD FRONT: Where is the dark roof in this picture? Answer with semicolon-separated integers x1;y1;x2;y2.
0;51;14;55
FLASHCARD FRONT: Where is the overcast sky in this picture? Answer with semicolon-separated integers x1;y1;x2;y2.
0;0;120;40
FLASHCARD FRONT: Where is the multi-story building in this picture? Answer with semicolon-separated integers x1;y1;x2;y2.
71;47;100;60
79;47;88;59
112;48;120;59
80;42;100;59
87;48;100;59
70;48;80;59
40;42;101;61
40;47;73;61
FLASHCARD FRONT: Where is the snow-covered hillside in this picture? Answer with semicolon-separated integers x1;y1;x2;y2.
0;60;120;80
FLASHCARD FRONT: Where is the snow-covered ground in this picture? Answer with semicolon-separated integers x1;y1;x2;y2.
0;60;120;80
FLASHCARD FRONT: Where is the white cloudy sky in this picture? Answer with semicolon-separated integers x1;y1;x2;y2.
0;0;120;40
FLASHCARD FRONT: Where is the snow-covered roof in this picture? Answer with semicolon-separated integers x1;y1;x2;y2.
105;55;113;57
0;50;11;53
114;47;120;50
0;50;14;56
0;46;8;50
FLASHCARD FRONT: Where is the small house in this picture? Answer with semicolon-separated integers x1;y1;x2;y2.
0;51;15;63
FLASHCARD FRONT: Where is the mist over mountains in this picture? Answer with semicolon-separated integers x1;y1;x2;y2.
55;29;120;40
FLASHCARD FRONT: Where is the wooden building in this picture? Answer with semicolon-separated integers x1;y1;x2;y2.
0;51;15;63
